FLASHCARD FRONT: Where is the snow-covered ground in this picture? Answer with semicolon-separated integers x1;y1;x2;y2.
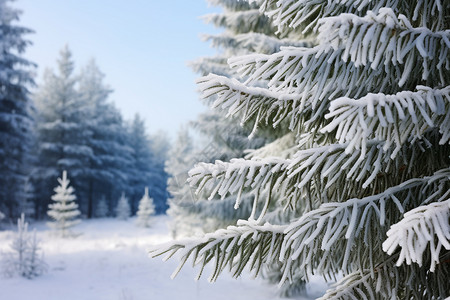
0;216;327;300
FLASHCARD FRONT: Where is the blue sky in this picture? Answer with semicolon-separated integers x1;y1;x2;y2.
16;0;221;138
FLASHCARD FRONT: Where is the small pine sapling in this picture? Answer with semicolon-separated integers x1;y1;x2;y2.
2;214;47;279
115;192;131;220
136;187;155;227
47;170;81;237
24;228;47;279
95;195;109;218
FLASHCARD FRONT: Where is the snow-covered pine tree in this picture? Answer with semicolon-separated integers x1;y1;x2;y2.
136;187;155;228
47;171;81;237
24;228;47;279
127;114;168;214
153;1;450;298
165;127;200;237
78;58;112;218
34;45;93;218
2;214;46;279
0;0;36;218
115;192;130;220
3;213;28;277
148;130;170;212
95;195;109;218
78;59;134;218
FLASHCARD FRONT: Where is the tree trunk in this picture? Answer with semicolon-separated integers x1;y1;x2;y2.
87;180;93;218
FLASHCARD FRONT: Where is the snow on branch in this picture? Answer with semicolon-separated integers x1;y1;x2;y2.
318;8;450;86
318;259;450;300
280;168;450;276
229;45;420;111
150;220;286;281
258;0;446;34
321;86;450;157
197;74;309;137
383;199;450;272
152;170;449;287
188;139;443;220
258;0;376;33
188;156;289;220
317;266;400;300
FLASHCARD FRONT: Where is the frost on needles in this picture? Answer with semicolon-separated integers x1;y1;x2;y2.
152;0;450;299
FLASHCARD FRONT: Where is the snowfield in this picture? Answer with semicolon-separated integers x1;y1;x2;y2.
0;216;327;300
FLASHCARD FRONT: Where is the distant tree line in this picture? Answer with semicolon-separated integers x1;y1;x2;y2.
0;0;169;220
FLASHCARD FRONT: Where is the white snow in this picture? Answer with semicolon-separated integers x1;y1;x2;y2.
0;215;327;300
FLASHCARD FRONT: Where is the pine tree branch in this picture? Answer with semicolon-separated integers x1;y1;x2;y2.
230;40;441;100
281;168;450;277
258;0;380;34
188;136;448;216
321;86;450;156
257;0;447;33
383;198;450;272
317;264;399;300
188;155;287;215
197;74;308;137
200;34;447;136
150;220;286;281
318;259;450;300
318;8;450;86
152;170;449;293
